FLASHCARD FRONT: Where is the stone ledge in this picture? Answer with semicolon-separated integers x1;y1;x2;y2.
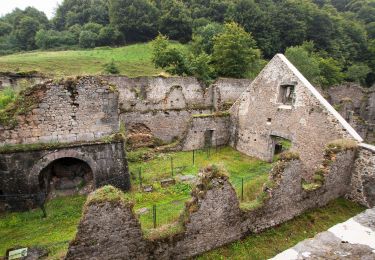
0;134;125;154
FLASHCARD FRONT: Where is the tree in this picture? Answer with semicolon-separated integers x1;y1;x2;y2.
0;22;12;37
14;16;40;50
98;26;123;46
151;34;188;75
212;22;260;78
159;0;192;43
346;63;371;85
191;22;224;55
285;42;321;85
318;57;344;88
79;30;98;48
109;0;159;42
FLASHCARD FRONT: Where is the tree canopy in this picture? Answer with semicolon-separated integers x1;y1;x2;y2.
1;0;375;86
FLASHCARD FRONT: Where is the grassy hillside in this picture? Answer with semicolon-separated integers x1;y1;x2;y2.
0;43;184;77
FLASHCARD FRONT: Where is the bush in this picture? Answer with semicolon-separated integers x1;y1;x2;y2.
79;30;98;48
103;60;120;74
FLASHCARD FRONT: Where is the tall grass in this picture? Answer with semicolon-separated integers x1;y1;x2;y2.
0;87;16;110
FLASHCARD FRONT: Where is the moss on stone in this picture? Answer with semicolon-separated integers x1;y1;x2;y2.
192;111;230;118
0;134;125;154
0;82;50;128
85;185;133;208
279;151;300;161
326;139;357;153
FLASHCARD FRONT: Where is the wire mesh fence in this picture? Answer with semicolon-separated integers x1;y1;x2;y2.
136;196;190;233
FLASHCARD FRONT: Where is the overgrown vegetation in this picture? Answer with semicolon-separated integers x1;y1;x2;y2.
0;87;16;110
302;139;357;191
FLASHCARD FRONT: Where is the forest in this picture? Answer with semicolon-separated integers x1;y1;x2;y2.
1;0;375;87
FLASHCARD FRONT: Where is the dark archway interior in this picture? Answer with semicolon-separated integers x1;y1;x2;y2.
39;157;93;196
272;136;292;158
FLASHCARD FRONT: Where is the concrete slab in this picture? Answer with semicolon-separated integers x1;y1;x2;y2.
270;208;375;260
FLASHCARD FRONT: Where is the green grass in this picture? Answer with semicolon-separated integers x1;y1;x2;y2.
198;198;365;260
0;42;185;77
0;195;86;259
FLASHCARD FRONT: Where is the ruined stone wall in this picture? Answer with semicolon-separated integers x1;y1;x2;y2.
231;54;360;177
66;148;357;259
348;143;375;208
213;78;250;110
181;115;231;150
0;77;119;145
327;84;375;143
0;142;129;210
106;76;248;143
0;72;45;90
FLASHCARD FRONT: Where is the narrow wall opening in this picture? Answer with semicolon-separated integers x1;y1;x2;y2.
204;130;214;148
271;135;292;160
278;84;295;105
39;157;93;198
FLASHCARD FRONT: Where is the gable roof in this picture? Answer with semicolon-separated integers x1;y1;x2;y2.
277;54;363;142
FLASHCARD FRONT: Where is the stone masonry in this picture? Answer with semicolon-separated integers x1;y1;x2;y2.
0;77;119;145
230;54;362;177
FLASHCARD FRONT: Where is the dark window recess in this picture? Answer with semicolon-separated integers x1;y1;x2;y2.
204;130;214;148
267;118;272;123
278;85;295;105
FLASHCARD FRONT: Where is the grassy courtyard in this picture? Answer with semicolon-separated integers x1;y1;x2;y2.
0;147;366;259
0;42;185;78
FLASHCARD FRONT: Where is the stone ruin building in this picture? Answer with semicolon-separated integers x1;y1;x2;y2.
0;54;375;258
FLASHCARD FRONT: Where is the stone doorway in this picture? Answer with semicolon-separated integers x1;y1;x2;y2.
204;130;214;148
39;157;94;198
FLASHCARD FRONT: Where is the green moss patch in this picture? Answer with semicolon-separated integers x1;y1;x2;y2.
192;111;230;118
85;185;133;207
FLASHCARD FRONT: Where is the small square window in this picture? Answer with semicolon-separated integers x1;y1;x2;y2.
278;85;295;105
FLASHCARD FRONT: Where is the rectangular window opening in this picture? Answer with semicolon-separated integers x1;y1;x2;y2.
278;85;295;105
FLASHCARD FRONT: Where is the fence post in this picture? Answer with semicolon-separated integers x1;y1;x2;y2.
193;150;195;165
153;205;157;228
241;178;244;201
171;157;174;177
138;168;142;189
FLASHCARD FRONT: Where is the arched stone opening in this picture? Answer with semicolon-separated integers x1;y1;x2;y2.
38;157;94;198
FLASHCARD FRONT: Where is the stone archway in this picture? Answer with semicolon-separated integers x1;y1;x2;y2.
28;149;99;195
39;157;94;197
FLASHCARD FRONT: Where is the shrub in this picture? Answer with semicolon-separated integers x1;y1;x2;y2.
103;60;120;74
79;30;98;48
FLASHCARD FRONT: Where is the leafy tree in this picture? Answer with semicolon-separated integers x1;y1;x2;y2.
191;22;223;55
212;22;260;78
346;63;371;85
285;42;321;84
159;0;192;43
188;53;216;84
83;22;103;34
109;0;159;42
35;29;76;49
151;34;188;75
0;22;12;37
98;26;123;46
79;30;98;48
14;16;40;50
318;57;344;88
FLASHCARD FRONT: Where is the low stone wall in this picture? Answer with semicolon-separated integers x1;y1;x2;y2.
66;147;357;259
181;114;231;151
348;143;375;208
0;141;129;211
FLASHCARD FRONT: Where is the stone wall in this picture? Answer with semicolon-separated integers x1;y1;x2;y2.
327;83;375;143
0;77;119;145
348;143;375;208
0;141;129;211
66;147;357;259
0;72;45;90
106;76;248;143
181;114;231;150
231;54;362;177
